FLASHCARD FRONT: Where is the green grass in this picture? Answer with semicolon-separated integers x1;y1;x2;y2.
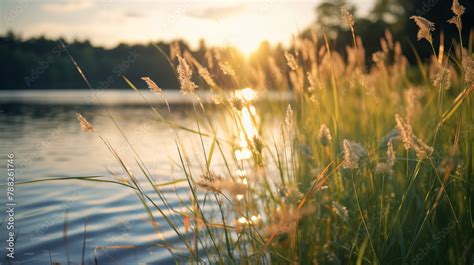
24;8;473;265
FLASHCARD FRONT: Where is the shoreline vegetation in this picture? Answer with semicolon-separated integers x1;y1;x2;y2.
2;1;473;91
15;1;473;264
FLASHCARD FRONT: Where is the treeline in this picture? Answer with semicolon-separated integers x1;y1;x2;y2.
1;0;472;90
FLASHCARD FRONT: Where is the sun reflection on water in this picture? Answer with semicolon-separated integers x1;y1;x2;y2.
234;88;259;162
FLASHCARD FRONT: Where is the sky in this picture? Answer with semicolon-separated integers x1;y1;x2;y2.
1;0;375;54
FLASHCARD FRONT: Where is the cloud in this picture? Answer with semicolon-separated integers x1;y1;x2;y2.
42;0;93;13
186;4;246;20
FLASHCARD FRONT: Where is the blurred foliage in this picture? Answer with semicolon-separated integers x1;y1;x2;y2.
0;0;472;90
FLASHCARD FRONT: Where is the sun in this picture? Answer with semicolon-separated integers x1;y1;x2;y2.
221;13;268;56
231;37;260;56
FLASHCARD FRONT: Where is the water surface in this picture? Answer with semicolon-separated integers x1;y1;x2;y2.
0;89;231;264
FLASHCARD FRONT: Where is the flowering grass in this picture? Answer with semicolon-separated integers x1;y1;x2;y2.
60;3;473;264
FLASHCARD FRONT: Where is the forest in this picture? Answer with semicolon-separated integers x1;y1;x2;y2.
0;0;472;90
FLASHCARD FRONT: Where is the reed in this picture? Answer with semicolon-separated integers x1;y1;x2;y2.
30;2;472;264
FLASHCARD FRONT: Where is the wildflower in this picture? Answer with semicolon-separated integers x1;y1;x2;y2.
75;113;94;132
177;56;197;95
448;0;465;31
433;68;451;90
342;139;368;169
376;140;396;175
341;7;354;28
318;124;332;146
332;201;348;221
285;186;303;204
284;51;298;71
141;77;162;94
395;114;433;159
410;16;435;43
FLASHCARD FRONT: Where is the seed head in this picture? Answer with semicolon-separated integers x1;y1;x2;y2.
285;186;303;204
177;56;197;95
284;51;298;71
219;61;236;77
285;104;294;129
462;54;474;86
433;68;451;90
318;124;332;146
75;113;94;132
395;114;433;159
451;0;465;17
141;77;162;94
376;140;396;175
342;139;368;169
410;16;435;43
341;7;354;28
332;201;348;221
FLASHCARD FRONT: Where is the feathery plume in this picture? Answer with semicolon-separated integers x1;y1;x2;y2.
379;128;400;149
197;66;217;88
284;51;298;71
410;16;435;43
448;0;465;31
195;171;222;192
451;0;465;16
76;113;94;132
342;139;368;169
285;186;303;204
213;179;246;197
285;104;294;129
404;87;425;122
395;114;433;159
177;56;197;95
141;77;162;94
219;61;236;77
376;140;396;175
230;96;244;111
462;54;474;86
433;68;451;90
307;68;319;92
318;124;332;146
341;7;354;28
332;201;349;221
196;171;246;196
372;51;386;65
266;205;315;236
268;57;284;85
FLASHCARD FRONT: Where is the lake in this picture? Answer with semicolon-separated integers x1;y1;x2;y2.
0;89;272;264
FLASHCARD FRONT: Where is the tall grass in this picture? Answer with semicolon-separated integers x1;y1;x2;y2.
65;4;473;265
